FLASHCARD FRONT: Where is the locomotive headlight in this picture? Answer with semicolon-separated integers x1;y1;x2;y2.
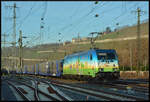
113;64;115;67
113;68;118;71
99;68;104;72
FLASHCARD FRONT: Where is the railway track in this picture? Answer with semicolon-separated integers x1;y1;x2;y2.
26;75;148;101
116;79;149;85
5;80;31;101
107;80;149;93
50;80;147;101
87;80;149;94
26;77;73;101
104;82;149;94
5;77;70;101
5;75;148;101
84;78;149;93
22;76;120;100
33;79;40;101
25;76;123;101
38;80;73;101
50;77;149;94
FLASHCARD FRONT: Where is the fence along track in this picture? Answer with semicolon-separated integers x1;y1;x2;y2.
5;80;31;101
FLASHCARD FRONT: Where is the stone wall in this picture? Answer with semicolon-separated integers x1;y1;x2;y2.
120;71;149;79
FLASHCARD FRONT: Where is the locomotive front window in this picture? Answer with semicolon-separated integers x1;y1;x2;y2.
107;53;116;59
97;52;116;60
90;54;93;60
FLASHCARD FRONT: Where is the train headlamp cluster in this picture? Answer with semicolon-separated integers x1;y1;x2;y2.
99;68;104;72
113;68;118;71
113;64;115;67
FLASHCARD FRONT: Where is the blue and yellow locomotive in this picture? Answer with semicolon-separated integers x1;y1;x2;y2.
16;49;120;80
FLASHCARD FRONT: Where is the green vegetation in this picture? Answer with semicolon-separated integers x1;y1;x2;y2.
97;21;149;40
2;21;149;71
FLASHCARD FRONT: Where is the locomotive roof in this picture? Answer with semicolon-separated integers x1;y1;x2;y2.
95;49;116;52
64;49;116;59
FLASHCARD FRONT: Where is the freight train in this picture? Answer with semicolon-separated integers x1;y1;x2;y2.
14;49;120;80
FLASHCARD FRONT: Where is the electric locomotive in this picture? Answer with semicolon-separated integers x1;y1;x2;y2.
15;49;120;80
63;49;120;80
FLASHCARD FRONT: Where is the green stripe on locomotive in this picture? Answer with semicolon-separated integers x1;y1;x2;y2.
63;49;119;78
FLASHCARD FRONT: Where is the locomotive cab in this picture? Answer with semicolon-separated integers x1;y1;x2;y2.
95;49;120;80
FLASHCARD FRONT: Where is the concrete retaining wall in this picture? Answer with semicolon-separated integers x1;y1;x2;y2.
120;71;149;79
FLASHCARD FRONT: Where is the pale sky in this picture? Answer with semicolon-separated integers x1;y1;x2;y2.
1;1;149;47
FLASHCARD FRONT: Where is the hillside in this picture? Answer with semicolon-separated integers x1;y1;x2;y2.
1;21;149;71
97;21;149;40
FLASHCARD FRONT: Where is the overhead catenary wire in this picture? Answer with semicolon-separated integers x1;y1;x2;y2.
3;3;14;35
69;3;109;38
39;2;47;45
69;3;83;20
58;2;104;32
98;2;142;31
45;2;96;42
17;3;37;30
2;3;38;47
68;2;118;35
77;2;146;36
17;3;47;47
114;2;145;25
44;2;110;42
55;2;125;42
57;2;109;38
25;35;41;47
113;2;140;21
2;2;148;48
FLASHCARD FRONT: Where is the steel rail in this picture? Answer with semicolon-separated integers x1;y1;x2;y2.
13;79;60;101
16;75;148;101
39;79;71;101
104;82;149;94
51;80;147;101
23;76;71;101
27;75;148;100
86;80;149;93
5;80;31;101
117;79;149;84
51;82;127;101
7;78;60;101
33;80;40;101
